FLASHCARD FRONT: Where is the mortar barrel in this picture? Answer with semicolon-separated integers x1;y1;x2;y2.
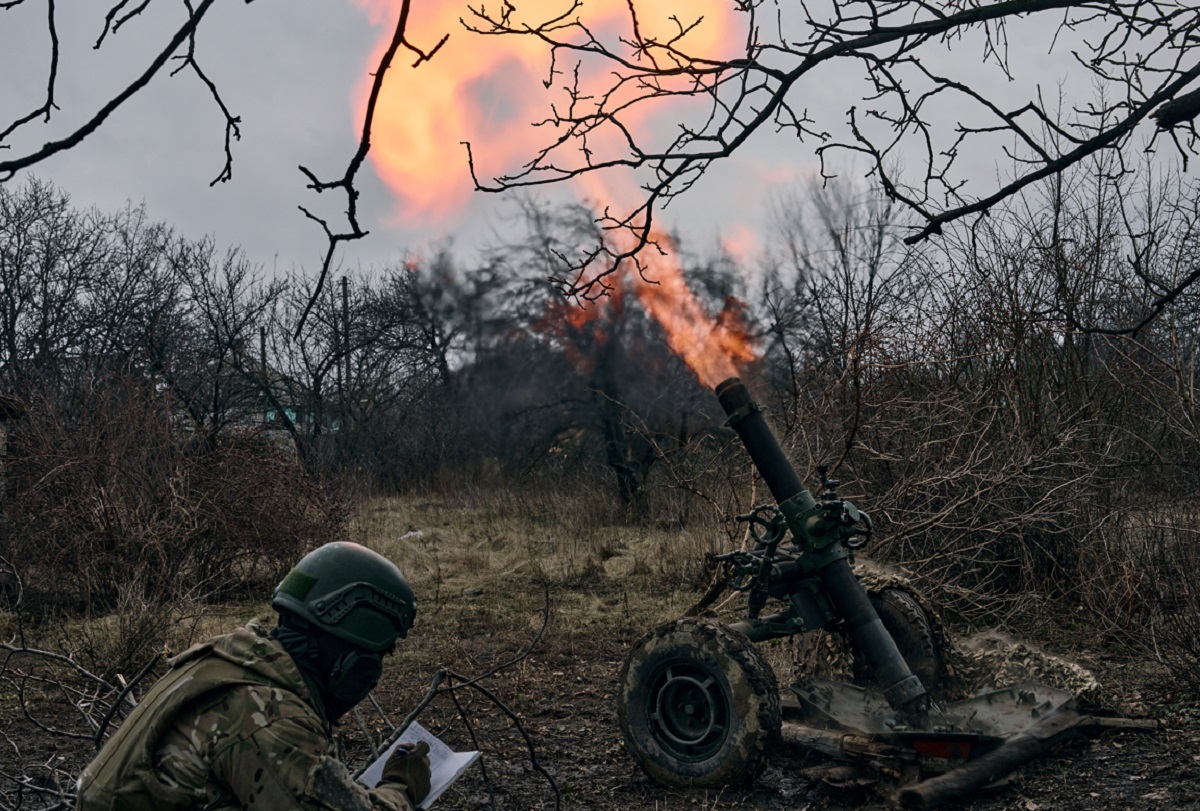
715;376;930;724
821;556;929;717
715;377;805;504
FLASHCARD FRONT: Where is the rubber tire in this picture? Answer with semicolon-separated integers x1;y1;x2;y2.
854;587;943;690
617;618;780;788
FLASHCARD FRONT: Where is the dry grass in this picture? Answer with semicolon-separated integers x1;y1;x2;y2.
6;481;1200;810
332;487;758;810
347;484;727;620
341;485;1200;703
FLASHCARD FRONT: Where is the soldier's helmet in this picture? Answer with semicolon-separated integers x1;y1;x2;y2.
272;542;416;653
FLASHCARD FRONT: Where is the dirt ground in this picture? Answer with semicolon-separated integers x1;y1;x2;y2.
3;496;1199;809
368;570;1200;811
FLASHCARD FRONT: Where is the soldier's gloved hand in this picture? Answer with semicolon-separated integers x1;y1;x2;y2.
382;741;431;807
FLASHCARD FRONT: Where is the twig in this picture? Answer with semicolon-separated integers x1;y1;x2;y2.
0;0;58;145
353;584;558;808
92;653;161;749
446;675;497;811
0;0;218;181
293;0;447;337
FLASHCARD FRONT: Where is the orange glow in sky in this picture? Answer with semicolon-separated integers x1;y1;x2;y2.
353;0;756;385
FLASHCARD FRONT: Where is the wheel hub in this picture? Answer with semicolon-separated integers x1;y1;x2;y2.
650;663;729;760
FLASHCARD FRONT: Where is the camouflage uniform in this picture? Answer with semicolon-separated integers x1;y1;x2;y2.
76;620;412;811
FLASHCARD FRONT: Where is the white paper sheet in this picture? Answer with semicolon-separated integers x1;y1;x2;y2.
357;721;481;810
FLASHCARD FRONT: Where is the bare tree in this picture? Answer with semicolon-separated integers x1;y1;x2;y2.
0;179;110;388
746;164;1200;630
0;179;181;396
282;258;506;484
0;0;446;330
482;200;741;510
149;238;283;447
5;3;1200;326
463;1;1200;307
754;178;928;473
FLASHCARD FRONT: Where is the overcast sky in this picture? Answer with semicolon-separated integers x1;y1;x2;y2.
0;1;1145;280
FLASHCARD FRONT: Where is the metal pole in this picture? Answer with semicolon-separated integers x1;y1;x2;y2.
341;276;351;421
260;325;268;425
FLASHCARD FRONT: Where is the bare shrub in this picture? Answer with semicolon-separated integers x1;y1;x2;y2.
1086;511;1200;698
0;373;346;618
60;576;212;682
0;559;159;809
850;384;1106;622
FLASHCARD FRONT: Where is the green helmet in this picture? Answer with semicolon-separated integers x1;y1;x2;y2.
272;542;416;652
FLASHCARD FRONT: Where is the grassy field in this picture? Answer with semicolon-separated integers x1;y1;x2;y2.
338;492;1199;811
3;487;1198;810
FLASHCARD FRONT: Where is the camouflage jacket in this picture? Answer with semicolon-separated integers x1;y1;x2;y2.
76;620;413;811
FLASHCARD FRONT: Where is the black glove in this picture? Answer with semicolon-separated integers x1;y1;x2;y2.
382;740;431;807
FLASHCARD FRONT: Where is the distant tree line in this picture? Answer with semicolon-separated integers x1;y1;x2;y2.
3;165;1200;637
0;180;738;508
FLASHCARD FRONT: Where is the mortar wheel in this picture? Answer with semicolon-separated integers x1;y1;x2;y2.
857;587;943;689
618;618;780;788
795;587;944;690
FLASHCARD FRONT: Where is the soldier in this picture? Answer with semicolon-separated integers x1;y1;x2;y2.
76;541;430;811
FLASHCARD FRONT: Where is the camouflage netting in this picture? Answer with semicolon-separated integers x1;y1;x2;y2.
944;631;1102;706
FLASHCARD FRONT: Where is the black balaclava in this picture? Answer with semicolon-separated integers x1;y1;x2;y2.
272;612;384;723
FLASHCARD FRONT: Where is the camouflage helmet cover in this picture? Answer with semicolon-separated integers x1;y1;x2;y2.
272;542;416;652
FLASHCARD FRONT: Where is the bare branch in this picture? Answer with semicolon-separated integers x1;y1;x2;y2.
465;0;1200;308
293;0;448;337
352;584;561;809
171;0;241;186
93;0;156;51
0;0;218;182
0;0;58;145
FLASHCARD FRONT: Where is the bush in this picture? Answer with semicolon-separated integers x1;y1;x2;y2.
1127;515;1200;699
0;374;346;617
